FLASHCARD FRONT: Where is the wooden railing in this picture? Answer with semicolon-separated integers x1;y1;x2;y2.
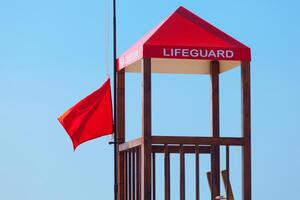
119;136;240;200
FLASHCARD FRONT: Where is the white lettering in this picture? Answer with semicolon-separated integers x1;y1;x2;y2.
226;50;234;58
163;48;170;56
199;49;208;57
190;49;198;57
182;49;189;57
162;48;235;59
217;50;225;58
174;48;181;56
208;50;217;58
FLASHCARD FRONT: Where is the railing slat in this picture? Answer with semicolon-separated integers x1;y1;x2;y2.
124;152;128;200
129;151;132;200
133;150;136;200
195;145;200;200
152;153;156;200
164;145;170;200
180;145;185;200
136;147;141;200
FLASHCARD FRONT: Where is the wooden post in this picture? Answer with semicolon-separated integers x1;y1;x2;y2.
241;61;251;200
210;61;220;199
117;69;125;200
141;58;152;200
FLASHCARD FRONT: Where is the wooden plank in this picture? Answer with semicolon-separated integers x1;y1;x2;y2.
164;145;170;200
221;170;234;200
241;61;251;200
195;145;200;200
136;148;141;200
119;138;143;152
206;171;212;194
152;145;211;154
117;69;125;200
129;151;132;200
141;58;152;200
124;152;128;200
226;146;230;200
210;61;220;199
180;145;185;200
151;136;244;146
152;153;156;200
133;150;136;200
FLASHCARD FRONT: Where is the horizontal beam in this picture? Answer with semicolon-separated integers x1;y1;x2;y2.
151;136;244;146
152;145;211;154
119;137;142;152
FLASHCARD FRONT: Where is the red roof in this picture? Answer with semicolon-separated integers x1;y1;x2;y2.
117;6;251;72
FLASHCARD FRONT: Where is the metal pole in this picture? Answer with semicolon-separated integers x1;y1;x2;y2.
113;0;117;200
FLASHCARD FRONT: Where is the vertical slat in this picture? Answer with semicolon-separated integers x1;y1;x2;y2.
129;151;132;200
226;146;230;200
210;61;220;200
133;150;136;200
206;171;212;195
136;147;141;200
124;152;128;200
222;170;234;200
117;69;125;200
141;58;152;200
180;145;185;200
241;61;251;200
195;145;200;200
164;145;170;200
152;153;156;200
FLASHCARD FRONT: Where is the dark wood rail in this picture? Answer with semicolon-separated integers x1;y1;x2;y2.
152;136;244;146
118;136;237;200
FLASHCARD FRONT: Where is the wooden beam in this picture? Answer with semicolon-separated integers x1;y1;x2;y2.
117;69;125;200
241;61;251;200
151;136;244;146
119;138;143;152
221;170;234;200
210;61;220;199
152;145;211;154
141;58;152;200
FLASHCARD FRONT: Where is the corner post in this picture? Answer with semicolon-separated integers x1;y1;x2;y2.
117;69;125;200
210;61;220;199
141;58;152;200
241;61;251;200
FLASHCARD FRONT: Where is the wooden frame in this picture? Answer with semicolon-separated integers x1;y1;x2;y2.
242;61;251;200
210;61;220;199
116;69;125;200
116;60;252;200
141;58;152;200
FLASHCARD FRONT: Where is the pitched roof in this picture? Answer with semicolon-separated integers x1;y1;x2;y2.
117;6;251;73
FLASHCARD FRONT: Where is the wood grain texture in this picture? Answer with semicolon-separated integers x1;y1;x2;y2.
210;61;220;200
164;145;170;200
241;61;251;200
141;58;152;200
151;136;244;146
117;69;125;200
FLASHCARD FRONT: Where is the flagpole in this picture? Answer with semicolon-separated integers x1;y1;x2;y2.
113;0;118;200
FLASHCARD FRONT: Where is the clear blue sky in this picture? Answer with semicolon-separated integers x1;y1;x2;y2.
1;0;299;199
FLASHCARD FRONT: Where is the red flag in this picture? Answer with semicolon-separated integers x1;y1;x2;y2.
58;78;113;150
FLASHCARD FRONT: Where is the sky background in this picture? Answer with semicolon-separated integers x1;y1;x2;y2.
1;0;300;199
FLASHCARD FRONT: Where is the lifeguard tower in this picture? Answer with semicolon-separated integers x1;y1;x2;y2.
115;6;251;200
